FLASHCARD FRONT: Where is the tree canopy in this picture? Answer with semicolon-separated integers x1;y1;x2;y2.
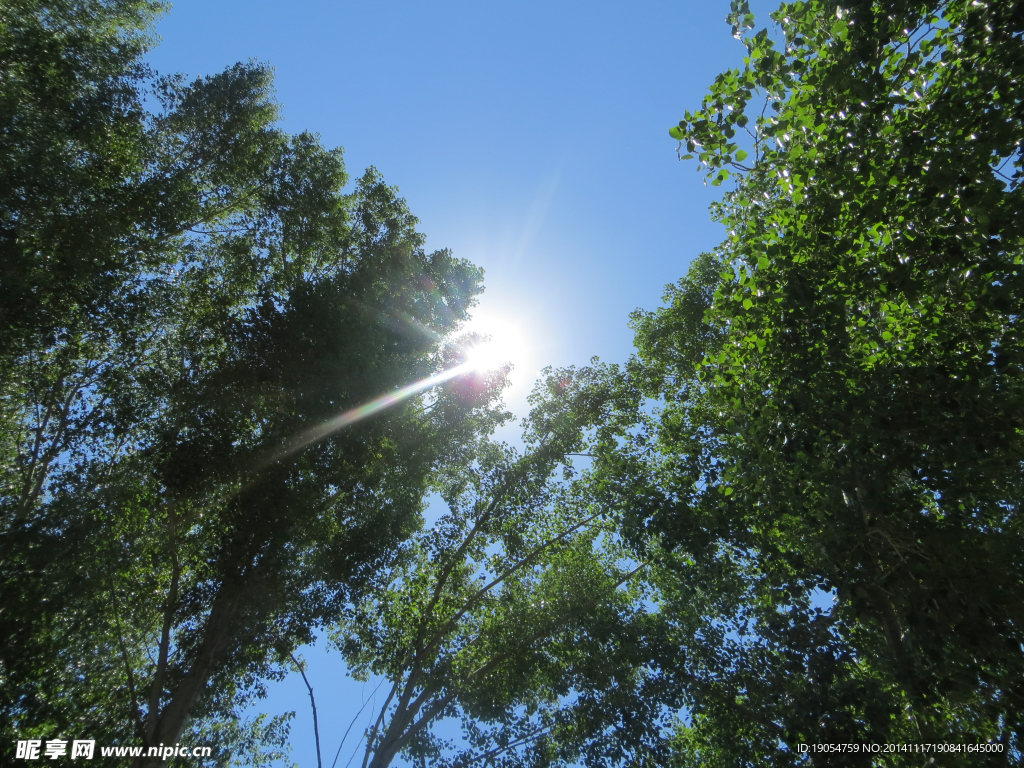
624;0;1024;762
331;364;677;768
1;2;509;764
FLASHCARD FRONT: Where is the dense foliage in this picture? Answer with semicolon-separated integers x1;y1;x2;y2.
1;2;507;764
627;0;1024;762
334;364;677;768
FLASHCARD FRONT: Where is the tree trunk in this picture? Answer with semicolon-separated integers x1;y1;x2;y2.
133;577;244;768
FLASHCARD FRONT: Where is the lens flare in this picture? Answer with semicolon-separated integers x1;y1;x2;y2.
262;361;474;468
259;311;529;470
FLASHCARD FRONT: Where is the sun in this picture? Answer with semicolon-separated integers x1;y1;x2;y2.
460;310;529;375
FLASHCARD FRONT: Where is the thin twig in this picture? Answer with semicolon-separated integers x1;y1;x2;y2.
330;679;384;768
457;725;552;767
360;678;401;768
291;655;322;768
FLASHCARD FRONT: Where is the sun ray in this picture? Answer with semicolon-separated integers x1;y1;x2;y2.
259;309;530;471
261;361;475;468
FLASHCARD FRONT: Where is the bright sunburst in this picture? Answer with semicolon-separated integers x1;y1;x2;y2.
460;310;529;375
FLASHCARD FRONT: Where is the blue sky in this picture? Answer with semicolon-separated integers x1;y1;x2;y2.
145;1;757;765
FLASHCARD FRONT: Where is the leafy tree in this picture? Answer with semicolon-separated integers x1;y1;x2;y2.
331;366;678;768
618;0;1024;762
0;0;278;358
1;3;507;765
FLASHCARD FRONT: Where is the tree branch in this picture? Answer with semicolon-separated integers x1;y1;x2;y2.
292;654;322;768
422;506;607;660
145;509;180;742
